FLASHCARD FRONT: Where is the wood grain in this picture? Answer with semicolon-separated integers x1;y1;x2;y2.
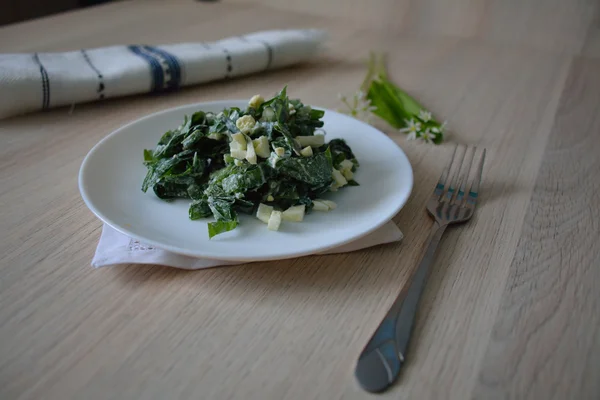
0;1;599;399
473;58;600;400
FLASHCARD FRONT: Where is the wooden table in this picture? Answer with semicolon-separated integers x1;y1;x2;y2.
1;1;599;399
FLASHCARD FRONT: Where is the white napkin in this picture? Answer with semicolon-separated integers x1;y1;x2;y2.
92;222;403;269
0;29;326;120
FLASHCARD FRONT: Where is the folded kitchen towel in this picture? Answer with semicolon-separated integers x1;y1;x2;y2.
92;222;404;269
0;29;326;120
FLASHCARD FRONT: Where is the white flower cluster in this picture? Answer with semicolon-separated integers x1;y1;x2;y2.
399;110;446;144
337;91;377;123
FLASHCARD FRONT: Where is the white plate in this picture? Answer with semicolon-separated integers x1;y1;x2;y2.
79;100;413;261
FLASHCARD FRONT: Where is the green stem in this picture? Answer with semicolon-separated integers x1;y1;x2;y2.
360;52;377;93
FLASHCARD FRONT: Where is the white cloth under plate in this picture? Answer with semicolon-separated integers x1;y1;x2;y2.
92;222;404;269
0;29;326;120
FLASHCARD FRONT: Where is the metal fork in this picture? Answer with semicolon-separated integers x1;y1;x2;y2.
355;145;486;393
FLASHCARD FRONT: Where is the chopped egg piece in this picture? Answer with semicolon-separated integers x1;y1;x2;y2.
235;115;256;133
339;159;354;172
316;199;337;210
296;135;325;148
300;146;313;157
256;203;273;224
332;169;348;187
245;138;257;164
253;136;270;158
229;141;244;152
261;107;275;122
249;94;264;109
312;200;330;211
282;205;305;222
267;210;282;231
231;133;247;148
230;149;247;160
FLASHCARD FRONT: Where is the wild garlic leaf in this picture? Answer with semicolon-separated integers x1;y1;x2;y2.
372;69;423;118
367;80;407;129
360;53;445;143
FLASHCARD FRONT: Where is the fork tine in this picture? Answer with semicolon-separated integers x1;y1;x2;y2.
454;146;476;204
433;145;458;197
445;145;466;201
466;148;486;205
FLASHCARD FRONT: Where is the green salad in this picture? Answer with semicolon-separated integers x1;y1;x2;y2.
141;87;359;238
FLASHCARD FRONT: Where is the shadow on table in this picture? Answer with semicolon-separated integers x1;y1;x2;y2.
111;240;408;298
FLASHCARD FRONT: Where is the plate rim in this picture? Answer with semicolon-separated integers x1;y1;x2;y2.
78;100;413;262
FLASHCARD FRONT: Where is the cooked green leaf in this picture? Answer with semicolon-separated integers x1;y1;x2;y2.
142;155;182;193
153;181;190;200
328;139;356;160
143;149;155;164
208;220;238;239
277;151;332;186
208;197;236;222
182;129;207;149
187;183;206;200
310;109;325;119
274;122;301;155
189;198;212;220
221;164;272;194
190;111;206;126
234;198;256;214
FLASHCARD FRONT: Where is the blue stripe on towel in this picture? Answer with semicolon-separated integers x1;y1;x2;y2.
128;45;164;92
143;46;182;90
32;53;50;109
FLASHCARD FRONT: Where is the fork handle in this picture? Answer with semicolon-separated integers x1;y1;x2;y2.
355;221;447;393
